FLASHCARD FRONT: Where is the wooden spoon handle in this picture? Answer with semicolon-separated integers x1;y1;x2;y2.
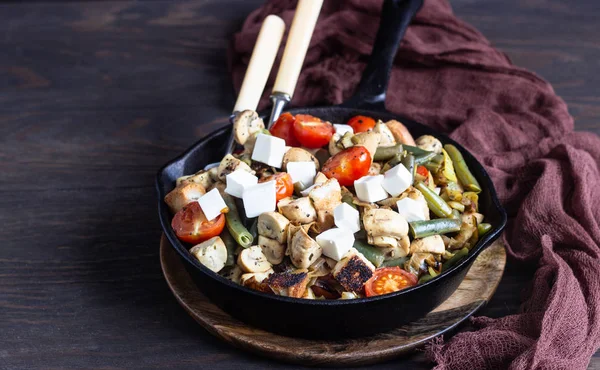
233;15;285;113
272;0;323;99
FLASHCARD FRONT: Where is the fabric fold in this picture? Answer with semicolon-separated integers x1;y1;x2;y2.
229;0;600;368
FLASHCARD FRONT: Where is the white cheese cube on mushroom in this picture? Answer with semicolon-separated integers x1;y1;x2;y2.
333;124;354;136
333;203;360;233
225;169;258;198
316;227;355;261
242;180;276;218
286;161;316;188
354;175;388;203
251;134;287;168
381;163;413;197
396;197;427;222
197;188;228;221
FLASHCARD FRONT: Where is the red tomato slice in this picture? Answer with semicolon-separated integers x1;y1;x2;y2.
270;112;300;147
292;114;334;148
347;115;376;133
171;202;225;244
364;267;418;297
416;165;429;177
259;172;294;202
321;146;372;186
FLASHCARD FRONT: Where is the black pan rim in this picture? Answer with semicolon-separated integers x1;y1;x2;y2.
156;105;507;306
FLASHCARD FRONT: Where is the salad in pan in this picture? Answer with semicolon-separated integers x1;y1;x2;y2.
164;111;491;299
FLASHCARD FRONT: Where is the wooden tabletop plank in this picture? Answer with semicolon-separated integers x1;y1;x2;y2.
0;0;598;369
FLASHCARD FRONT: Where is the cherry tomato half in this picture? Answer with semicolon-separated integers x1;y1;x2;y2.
259;172;294;202
292;114;334;148
270;112;300;147
364;267;417;297
416;165;429;178
347;115;376;133
171;202;226;244
321;146;372;186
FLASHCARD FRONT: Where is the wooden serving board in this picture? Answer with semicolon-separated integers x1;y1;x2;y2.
160;235;506;367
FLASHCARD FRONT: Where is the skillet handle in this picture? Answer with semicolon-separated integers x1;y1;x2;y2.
341;0;423;110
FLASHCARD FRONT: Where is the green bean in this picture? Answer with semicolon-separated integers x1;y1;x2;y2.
373;143;403;161
478;223;492;236
387;153;404;168
220;228;237;266
249;219;258;241
450;209;461;220
341;193;358;210
409;218;462;238
403;144;431;156
418;274;435;284
414;151;437;165
222;194;253;248
381;256;409;268
424;154;444;173
447;201;465;212
401;153;415;182
442;247;469;271
444;144;481;193
353;240;385;267
414;181;453;218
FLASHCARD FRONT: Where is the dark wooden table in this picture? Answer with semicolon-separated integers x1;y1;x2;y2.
1;0;599;369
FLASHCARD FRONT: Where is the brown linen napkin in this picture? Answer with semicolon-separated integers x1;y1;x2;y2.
229;0;600;368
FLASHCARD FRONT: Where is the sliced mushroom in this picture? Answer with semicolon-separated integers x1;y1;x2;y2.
368;162;381;176
176;170;214;189
237;245;272;273
217;154;254;181
351;132;380;160
385;119;415;145
328;134;343;156
285;223;313;254
309;178;342;232
208;166;219;182
258;235;286;265
220;265;243;284
289;227;322;269
189;236;228;272
282;147;319;171
278;197;317;224
164;182;206;213
415;135;443;154
411;235;445;255
373;121;396;147
362;208;409;240
233;110;265;145
370;234;410;258
257;211;290;243
407;252;434;276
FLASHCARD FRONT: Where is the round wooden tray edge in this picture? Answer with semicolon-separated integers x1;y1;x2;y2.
160;234;506;367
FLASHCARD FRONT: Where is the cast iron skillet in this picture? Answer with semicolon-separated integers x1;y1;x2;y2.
156;0;507;339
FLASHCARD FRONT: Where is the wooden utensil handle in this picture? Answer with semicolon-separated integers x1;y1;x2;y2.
272;0;323;98
233;15;285;113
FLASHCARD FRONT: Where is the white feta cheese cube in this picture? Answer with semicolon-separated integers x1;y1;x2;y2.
381;164;412;197
197;188;228;221
316;227;355;261
334;203;360;233
333;124;354;136
354;175;388;203
242;181;276;218
396;197;427;222
251;134;286;168
225;169;258;198
286;161;316;187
